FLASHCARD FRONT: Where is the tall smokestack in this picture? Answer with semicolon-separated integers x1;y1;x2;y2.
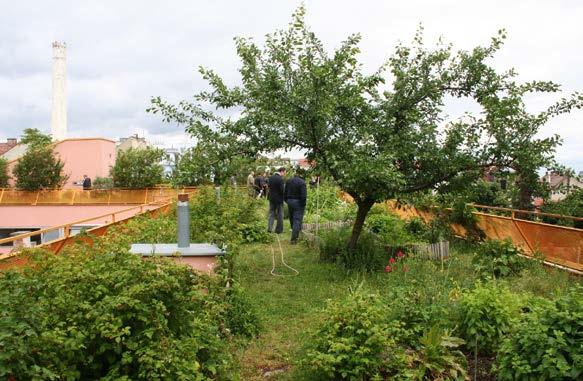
51;41;67;141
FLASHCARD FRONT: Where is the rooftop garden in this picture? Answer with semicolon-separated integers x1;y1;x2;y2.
1;185;581;380
2;5;583;380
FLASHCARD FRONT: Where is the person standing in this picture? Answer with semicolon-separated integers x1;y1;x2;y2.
82;174;92;190
267;167;286;234
247;171;255;197
254;172;265;198
284;172;307;244
261;172;268;198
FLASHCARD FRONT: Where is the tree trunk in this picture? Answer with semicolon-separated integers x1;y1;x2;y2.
348;198;375;252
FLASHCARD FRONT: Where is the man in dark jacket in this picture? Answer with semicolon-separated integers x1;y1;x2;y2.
267;167;286;233
254;173;265;198
82;175;92;190
284;172;307;244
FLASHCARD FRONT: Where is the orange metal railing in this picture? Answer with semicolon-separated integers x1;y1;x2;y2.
0;199;174;270
385;201;583;273
0;187;198;205
0;200;167;250
0;188;197;270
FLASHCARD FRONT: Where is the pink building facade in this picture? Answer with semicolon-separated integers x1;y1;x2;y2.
7;138;116;189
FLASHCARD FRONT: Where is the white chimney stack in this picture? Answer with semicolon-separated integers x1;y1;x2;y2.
51;41;67;141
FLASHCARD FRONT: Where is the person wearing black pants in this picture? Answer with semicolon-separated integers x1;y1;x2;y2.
267;167;286;234
284;172;307;244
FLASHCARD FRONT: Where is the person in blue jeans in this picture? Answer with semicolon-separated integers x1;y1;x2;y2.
284;172;307;244
267;167;286;234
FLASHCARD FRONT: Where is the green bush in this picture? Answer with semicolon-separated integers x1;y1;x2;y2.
304;288;468;380
303;288;398;380
318;228;386;272
238;220;271;244
92;176;114;189
365;212;415;246
473;239;527;279
456;282;524;354
0;248;237;380
496;288;583;380
0;157;9;188
387;288;451;349
189;186;271;246
401;216;451;244
304;183;355;223
422;219;451;243
403;217;429;238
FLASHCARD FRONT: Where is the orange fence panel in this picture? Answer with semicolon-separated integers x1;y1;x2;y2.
0;190;39;205
74;190;112;204
385;202;583;273
0;188;198;205
35;190;76;204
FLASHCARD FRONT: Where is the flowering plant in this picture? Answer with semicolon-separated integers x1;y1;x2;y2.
385;250;408;273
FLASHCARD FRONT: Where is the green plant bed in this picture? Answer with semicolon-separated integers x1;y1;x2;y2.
0;248;249;380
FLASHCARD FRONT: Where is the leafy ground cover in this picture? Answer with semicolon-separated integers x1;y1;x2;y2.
233;231;581;380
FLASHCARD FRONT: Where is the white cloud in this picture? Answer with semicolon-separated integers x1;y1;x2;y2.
0;0;581;170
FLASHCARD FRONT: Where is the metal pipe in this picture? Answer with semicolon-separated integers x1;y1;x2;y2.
177;193;190;248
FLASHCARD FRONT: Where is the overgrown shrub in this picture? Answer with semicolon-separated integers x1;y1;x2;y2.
189;186;271;246
495;288;583;380
304;183;355;223
318;228;386;271
473;239;527;279
365;212;415;246
387;288;452;349
456;282;524;354
303;288;398;380
403;217;429;238
0;248;238;380
304;287;468;380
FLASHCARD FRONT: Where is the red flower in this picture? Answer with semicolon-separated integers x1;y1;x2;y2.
397;251;405;258
385;265;392;273
403;265;409;273
389;257;396;264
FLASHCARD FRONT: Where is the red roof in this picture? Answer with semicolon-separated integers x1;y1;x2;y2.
0;139;17;156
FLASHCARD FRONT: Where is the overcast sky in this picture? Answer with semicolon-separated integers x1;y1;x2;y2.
1;0;581;170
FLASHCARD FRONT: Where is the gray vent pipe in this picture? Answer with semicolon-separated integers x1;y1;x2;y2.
177;193;190;248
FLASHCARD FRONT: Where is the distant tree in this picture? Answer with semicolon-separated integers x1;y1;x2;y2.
13;146;68;190
172;142;255;187
19;128;52;148
541;188;583;228
0;157;9;188
151;7;582;249
111;147;165;188
171;145;214;186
